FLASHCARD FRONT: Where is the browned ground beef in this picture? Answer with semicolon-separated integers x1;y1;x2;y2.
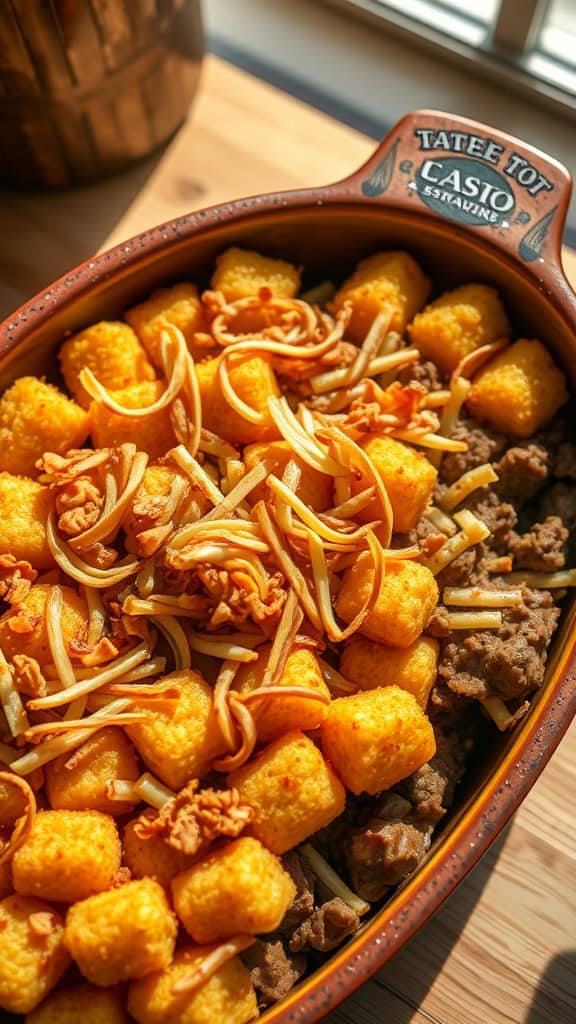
440;418;507;484
461;489;518;552
280;851;316;930
437;548;477;588
509;516;568;572
288;898;360;953
348;816;428;901
495;443;549;500
438;588;560;701
242;940;307;1007
397;359;445;391
554;442;576;479
537;483;576;533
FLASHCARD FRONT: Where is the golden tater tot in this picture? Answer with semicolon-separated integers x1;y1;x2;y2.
126;670;228;790
211;246;300;301
45;728;140;816
333;251;430;342
0;895;70;1014
321;686;436;794
357;435;437;533
123;819;193;890
0;473;55;570
234;645;331;742
228;730;345;854
0;583;87;666
65;878;177;986
126;283;212;366
244;439;333;511
195;353;280;445
0;377;89;477
89;380;177;461
467;338;569;438
340;636;439;708
12;810;121;903
408;283;510;374
127;946;258;1024
26;983;129;1024
59;321;156;408
336;554;438;647
172;836;296;943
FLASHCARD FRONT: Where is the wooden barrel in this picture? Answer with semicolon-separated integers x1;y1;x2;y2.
0;0;204;187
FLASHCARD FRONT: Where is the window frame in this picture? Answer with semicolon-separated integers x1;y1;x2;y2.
317;0;576;119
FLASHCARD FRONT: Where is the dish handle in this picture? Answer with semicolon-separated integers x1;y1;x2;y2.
339;109;574;300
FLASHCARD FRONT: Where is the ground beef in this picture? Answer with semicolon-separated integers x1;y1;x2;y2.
509;516;568;572
396;359;445;391
554;443;576;479
280;851;315;930
462;488;517;553
537;483;576;533
347;818;427;902
426;604;450;638
495;443;549;500
440;418;507;485
242;939;307;1007
288;898;360;953
402;743;465;826
436;548;477;588
438;588;560;701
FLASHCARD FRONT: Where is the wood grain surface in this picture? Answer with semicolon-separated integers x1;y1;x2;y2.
0;54;575;1024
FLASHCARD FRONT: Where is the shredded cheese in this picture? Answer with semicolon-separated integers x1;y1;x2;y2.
443;587;523;607
439;463;499;513
445;610;503;630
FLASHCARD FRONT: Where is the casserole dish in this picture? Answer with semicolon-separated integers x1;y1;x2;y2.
1;109;575;1022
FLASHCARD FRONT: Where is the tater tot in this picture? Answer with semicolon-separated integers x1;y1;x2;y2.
172;836;296;943
211;247;300;301
59;321;156;408
195;353;280;445
321;686;436;794
123;819;193;890
228;730;345;854
25;983;129;1024
127;946;258;1024
126;670;228;790
126;283;212;366
45;728;140;816
0;583;87;666
12;809;121;903
408;283;510;374
0;473;55;570
244;439;333;511
340;636;439;707
234;645;331;742
0;377;89;477
357;435;437;533
467;338;569;438
65;878;177;986
333;251;430;343
336;554;438;647
0;895;70;1014
89;380;177;461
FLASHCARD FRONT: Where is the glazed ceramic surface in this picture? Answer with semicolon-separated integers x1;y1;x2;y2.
1;110;575;1023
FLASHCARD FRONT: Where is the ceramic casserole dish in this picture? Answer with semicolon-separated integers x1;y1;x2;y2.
1;110;575;1023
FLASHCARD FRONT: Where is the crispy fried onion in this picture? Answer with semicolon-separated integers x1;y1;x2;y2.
170;937;256;998
208;290;344;348
345;379;440;437
0;772;37;864
47;513;141;589
134;778;254;856
0;555;37;605
309;309;393;394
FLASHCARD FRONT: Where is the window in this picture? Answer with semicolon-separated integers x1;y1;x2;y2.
320;0;576;115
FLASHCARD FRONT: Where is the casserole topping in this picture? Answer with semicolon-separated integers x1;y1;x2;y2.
0;246;573;1021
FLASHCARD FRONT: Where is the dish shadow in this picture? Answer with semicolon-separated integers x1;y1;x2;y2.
326;825;510;1023
524;950;576;1024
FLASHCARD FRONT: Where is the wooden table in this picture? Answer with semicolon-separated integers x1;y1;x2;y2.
1;55;575;1024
